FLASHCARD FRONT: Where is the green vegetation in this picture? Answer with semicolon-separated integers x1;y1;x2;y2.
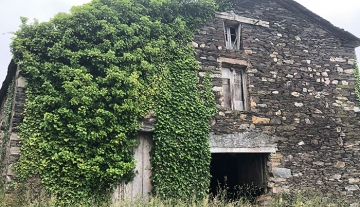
354;61;360;104
7;0;241;204
0;188;352;207
0;79;14;168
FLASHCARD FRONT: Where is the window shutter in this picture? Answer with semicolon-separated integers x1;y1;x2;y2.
222;78;231;109
233;72;244;110
237;24;241;50
241;69;248;110
223;22;229;49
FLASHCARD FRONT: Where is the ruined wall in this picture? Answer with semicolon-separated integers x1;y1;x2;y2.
0;65;26;187
0;87;10;170
194;0;359;200
1;0;359;201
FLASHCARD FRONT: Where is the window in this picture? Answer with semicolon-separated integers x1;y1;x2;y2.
223;22;241;50
221;67;248;110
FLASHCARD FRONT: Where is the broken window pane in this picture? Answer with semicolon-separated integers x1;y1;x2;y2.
224;23;241;50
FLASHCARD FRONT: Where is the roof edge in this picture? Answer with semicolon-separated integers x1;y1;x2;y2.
275;0;360;48
0;60;17;106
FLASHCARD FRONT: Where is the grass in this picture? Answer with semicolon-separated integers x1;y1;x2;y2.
0;185;356;207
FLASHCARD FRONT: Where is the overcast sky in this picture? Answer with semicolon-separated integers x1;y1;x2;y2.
1;0;359;84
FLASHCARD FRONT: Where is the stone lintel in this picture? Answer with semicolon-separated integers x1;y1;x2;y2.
139;121;154;132
217;57;250;67
209;131;277;149
211;147;277;153
140;125;154;132
215;12;270;28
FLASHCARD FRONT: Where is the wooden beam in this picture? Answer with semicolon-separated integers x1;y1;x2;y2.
217;57;250;67
215;12;270;28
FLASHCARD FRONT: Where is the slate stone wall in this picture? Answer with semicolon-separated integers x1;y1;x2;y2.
194;0;359;200
0;89;9;163
1;0;359;202
0;67;26;186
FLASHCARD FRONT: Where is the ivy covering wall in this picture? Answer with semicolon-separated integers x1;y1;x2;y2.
0;79;14;175
9;0;236;204
355;61;360;104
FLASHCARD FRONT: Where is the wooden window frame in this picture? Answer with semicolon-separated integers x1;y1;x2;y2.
221;67;248;111
223;21;241;50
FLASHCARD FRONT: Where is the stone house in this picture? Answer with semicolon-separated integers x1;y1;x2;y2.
1;0;360;202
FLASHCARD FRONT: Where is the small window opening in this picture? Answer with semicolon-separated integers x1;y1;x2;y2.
221;67;248;110
224;22;241;50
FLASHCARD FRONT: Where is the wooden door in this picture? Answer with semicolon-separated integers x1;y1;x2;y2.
112;133;153;202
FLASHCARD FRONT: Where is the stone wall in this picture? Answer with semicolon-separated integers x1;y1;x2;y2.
0;64;26;187
0;85;9;170
1;0;359;202
194;0;359;201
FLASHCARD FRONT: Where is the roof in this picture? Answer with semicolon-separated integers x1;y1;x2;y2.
0;60;17;106
274;0;360;47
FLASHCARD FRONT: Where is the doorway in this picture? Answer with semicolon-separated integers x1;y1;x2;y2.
210;153;268;200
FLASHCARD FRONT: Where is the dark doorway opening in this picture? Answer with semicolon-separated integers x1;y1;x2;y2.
210;153;268;200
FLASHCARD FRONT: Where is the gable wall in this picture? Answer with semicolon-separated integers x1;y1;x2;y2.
194;0;359;200
0;65;26;188
0;0;359;201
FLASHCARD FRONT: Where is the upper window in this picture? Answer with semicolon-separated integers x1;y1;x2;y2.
223;22;241;50
221;67;248;111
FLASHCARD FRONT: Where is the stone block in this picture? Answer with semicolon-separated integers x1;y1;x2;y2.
335;161;346;168
345;185;359;191
271;153;283;159
332;174;341;180
273;168;292;178
252;116;270;124
349;178;360;184
212;87;222;92
344;69;354;74
270;117;282;125
17;76;26;88
270;177;287;182
335;57;346;62
10;147;20;155
10;133;20;141
348;59;355;65
272;187;290;194
257;104;267;108
313;161;324;166
191;41;198;48
7;164;15;176
350;203;359;207
239;114;247;120
291;92;300;97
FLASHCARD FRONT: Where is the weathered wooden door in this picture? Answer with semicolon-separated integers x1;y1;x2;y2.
112;133;153;201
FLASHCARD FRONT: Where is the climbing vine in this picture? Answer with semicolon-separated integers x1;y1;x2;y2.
10;0;236;204
355;61;360;105
151;51;216;199
0;79;14;177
